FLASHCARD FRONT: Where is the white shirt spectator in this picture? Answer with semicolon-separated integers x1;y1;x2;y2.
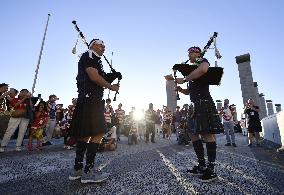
222;107;234;122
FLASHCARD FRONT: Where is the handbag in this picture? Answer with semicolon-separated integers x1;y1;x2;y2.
11;108;27;118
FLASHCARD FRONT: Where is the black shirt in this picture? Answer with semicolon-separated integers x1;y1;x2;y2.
76;51;106;100
244;106;260;124
187;58;211;102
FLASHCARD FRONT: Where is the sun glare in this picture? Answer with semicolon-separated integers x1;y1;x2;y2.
133;109;144;120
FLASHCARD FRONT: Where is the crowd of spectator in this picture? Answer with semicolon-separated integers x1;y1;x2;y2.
0;83;77;152
0;82;262;153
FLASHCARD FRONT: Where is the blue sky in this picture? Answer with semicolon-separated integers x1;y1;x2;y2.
1;0;283;116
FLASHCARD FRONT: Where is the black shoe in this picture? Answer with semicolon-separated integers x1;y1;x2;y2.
199;168;218;182
232;143;237;147
42;141;52;146
225;143;231;146
151;140;155;143
187;165;206;176
256;143;260;147
247;143;252;147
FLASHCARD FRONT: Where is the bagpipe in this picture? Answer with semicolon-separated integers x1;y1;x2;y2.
71;21;122;101
172;32;224;92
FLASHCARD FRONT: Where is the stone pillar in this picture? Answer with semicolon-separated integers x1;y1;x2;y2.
275;104;282;113
266;100;274;116
216;100;222;121
216;100;222;111
253;82;261;106
259;93;267;119
235;54;259;107
165;75;177;113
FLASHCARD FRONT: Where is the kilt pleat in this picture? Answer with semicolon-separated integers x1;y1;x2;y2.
188;98;224;134
70;98;106;137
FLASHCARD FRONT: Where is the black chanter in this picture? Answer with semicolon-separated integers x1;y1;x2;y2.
72;20;122;101
173;70;180;100
172;32;223;86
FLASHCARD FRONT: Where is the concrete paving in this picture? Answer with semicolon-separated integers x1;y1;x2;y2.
0;133;283;195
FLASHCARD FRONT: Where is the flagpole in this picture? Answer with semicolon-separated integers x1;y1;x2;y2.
31;13;51;96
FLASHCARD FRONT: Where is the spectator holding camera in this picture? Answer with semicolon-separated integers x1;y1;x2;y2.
244;98;262;147
0;89;32;152
42;94;58;146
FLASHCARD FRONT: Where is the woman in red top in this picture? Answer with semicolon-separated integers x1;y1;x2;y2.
28;101;49;151
0;89;32;152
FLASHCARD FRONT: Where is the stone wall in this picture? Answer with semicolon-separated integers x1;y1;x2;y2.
261;110;284;147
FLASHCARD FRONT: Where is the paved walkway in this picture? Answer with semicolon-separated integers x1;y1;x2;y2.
0;133;283;194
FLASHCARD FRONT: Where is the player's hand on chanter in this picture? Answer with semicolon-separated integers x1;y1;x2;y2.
110;84;119;92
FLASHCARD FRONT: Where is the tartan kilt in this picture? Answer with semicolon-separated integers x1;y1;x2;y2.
70;98;106;138
187;98;224;134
